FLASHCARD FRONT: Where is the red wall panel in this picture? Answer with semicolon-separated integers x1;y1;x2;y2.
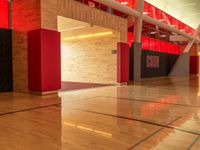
0;0;9;29
28;29;61;92
41;29;61;91
28;30;41;91
142;36;149;50
128;33;181;55
190;56;199;75
117;42;129;83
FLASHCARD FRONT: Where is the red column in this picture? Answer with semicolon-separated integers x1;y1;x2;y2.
117;42;130;83
28;29;61;94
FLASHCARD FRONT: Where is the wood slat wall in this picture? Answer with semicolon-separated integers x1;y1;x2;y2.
12;31;29;92
41;0;128;42
61;30;120;84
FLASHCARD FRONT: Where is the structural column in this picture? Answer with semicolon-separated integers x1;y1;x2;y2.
132;0;144;82
28;29;61;94
169;24;200;76
117;42;129;83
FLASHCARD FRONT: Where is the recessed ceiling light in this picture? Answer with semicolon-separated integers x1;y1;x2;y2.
160;34;167;37
62;31;113;41
158;19;165;22
121;1;128;5
143;12;149;15
149;31;156;34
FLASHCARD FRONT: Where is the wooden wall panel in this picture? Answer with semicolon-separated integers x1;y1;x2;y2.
12;0;41;92
41;0;57;31
41;0;127;42
12;31;29;92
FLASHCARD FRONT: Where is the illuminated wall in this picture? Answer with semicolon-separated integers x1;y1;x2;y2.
61;30;120;84
0;0;9;29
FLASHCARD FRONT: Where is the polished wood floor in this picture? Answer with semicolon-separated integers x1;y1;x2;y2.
1;76;200;149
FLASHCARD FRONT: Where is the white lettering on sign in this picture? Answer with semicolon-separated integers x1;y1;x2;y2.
146;55;160;68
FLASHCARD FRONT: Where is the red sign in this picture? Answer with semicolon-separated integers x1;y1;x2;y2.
0;0;9;29
146;55;159;68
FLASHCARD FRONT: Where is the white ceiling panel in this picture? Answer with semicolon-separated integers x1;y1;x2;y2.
145;0;200;29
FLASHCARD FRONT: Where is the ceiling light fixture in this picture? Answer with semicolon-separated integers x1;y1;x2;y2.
121;1;128;5
160;34;167;37
143;12;149;15
158;19;165;22
149;31;156;34
59;26;87;32
62;31;113;41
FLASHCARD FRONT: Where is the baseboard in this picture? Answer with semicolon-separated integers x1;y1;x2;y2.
29;90;59;96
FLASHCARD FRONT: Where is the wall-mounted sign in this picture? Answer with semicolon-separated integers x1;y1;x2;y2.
146;55;159;68
111;50;117;54
141;50;178;78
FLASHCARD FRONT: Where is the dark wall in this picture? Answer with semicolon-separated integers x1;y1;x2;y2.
141;50;178;78
0;29;13;92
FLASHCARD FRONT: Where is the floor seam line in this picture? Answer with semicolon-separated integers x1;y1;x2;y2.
187;135;200;150
62;107;199;135
0;103;61;116
103;96;200;107
127;116;182;149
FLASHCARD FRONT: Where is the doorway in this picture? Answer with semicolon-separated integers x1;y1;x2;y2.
58;16;120;91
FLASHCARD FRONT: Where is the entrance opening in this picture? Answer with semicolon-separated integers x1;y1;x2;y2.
57;16;120;91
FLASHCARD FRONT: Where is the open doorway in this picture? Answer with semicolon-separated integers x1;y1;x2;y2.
58;16;120;91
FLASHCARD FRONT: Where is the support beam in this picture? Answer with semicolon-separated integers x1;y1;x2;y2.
170;35;188;42
93;0;196;41
134;0;144;43
183;24;200;53
93;0;140;17
169;25;200;76
142;15;194;41
133;0;144;82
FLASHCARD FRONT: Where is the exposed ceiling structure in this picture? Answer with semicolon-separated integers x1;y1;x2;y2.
145;0;200;29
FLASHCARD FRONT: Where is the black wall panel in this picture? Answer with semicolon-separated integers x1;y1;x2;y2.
129;45;134;80
141;50;178;78
0;29;13;92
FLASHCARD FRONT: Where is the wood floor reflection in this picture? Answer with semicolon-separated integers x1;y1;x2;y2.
1;76;200;149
